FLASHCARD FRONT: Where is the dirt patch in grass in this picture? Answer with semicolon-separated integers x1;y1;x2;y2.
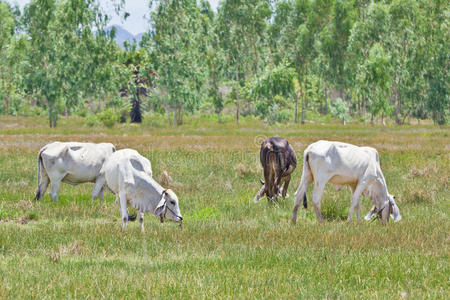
234;162;259;178
0;216;38;225
50;240;86;262
410;164;438;177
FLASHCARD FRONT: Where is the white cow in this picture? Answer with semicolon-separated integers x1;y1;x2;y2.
291;140;401;224
35;142;116;202
100;149;182;232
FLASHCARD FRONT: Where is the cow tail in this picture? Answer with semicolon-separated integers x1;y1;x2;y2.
35;148;45;200
301;153;311;209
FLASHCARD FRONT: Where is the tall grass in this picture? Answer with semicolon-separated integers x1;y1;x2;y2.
0;116;448;298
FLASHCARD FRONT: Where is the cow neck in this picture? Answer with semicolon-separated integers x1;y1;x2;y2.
141;175;165;202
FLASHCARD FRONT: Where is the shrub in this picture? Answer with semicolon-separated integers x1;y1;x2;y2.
27;210;39;221
330;98;351;125
98;109;119;128
265;104;290;125
76;106;89;117
85;114;99;127
119;102;131;123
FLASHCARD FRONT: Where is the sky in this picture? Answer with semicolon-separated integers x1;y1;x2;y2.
7;0;220;35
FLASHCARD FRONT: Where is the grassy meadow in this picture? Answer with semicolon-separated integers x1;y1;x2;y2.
0;116;448;299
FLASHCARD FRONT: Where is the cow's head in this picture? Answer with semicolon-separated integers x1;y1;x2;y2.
254;179;279;202
367;194;401;223
387;194;401;222
154;189;183;223
254;179;266;203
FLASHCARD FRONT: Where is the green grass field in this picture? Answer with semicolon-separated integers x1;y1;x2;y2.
0;116;448;299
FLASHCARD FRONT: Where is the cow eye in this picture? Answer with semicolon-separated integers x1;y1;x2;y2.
170;201;176;206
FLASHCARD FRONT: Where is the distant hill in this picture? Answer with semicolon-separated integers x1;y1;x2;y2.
106;25;145;49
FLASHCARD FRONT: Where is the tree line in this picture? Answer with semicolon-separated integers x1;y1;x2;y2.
0;0;448;127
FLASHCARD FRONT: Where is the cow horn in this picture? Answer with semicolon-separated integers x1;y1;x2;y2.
259;179;264;185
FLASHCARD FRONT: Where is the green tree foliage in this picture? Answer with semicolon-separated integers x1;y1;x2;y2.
149;0;204;126
250;63;296;119
330;97;350;125
0;0;447;125
217;0;271;124
22;0;121;127
0;1;17;115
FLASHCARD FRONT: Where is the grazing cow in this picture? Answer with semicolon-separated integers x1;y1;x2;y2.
35;142;116;202
100;149;182;232
291;140;401;224
254;137;297;202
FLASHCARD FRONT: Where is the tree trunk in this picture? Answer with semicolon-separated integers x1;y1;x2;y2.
167;93;172;126
381;112;386;126
362;95;366;117
300;85;305;125
235;70;240;125
173;103;177;126
4;96;9;116
47;99;57;128
177;104;182;126
357;95;361;116
252;41;258;74
393;89;402;125
294;92;298;124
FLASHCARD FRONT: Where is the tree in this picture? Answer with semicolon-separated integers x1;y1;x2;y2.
149;0;204;126
271;0;333;124
364;43;393;125
316;0;355;105
0;1;17;115
120;43;156;123
23;0;122;127
250;63;296;121
347;2;391;121
330;97;350;125
423;0;449;124
217;0;271;124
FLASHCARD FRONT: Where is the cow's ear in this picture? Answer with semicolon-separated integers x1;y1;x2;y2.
154;197;167;217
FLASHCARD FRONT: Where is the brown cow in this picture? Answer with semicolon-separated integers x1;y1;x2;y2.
254;137;297;202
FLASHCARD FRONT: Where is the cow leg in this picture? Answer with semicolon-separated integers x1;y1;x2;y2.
35;173;50;201
91;177;106;202
312;182;326;222
281;175;291;198
49;178;62;202
274;167;284;198
355;202;361;223
98;188;104;202
268;170;276;202
138;211;145;233
119;190;128;231
349;184;361;223
348;183;366;223
291;173;313;224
